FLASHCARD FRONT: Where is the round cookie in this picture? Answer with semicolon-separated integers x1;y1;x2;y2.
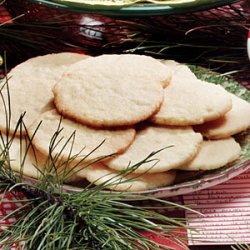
176;137;241;171
3;136;43;179
195;94;250;139
2;135;82;183
161;60;197;81
77;163;176;192
28;110;136;163
53;54;169;128
107;126;203;174
161;60;179;71
69;54;172;88
0;52;88;135
150;78;232;126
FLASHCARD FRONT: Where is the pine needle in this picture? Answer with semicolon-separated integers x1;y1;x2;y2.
0;69;193;249
0;48;249;249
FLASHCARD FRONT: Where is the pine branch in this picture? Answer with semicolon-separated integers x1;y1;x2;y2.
0;176;190;250
0;77;190;249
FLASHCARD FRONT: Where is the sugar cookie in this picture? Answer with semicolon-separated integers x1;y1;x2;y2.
53;54;168;128
1;135;82;182
78;163;176;192
150;78;232;126
107;126;202;174
0;52;88;135
177;138;241;171
28;110;136;163
195;94;250;139
162;60;197;81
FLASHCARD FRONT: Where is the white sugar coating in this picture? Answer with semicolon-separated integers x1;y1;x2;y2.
195;93;250;139
53;54;170;128
6;136;42;179
177;138;241;171
77;163;176;192
2;135;82;183
161;60;197;82
150;77;232;126
0;52;88;135
69;54;172;88
107;126;203;174
28;110;136;163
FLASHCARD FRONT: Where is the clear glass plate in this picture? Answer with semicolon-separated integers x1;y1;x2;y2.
63;158;250;198
22;150;250;199
21;66;250;199
29;0;239;16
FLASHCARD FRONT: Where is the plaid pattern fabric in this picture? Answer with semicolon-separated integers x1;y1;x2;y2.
0;191;27;227
0;191;26;249
0;191;188;249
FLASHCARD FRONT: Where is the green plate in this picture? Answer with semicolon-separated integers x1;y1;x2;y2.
29;0;239;16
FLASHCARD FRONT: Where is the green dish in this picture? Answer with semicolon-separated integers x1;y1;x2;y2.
29;0;239;16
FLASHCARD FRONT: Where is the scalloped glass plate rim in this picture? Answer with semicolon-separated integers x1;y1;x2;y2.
20;159;250;199
28;0;239;16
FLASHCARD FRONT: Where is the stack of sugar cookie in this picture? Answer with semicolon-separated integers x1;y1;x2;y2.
0;53;249;192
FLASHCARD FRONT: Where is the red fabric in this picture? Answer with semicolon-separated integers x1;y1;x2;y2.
141;229;188;250
0;191;188;249
0;5;12;23
0;192;23;229
0;192;26;250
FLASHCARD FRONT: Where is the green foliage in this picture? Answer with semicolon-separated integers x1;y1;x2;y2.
0;75;191;249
